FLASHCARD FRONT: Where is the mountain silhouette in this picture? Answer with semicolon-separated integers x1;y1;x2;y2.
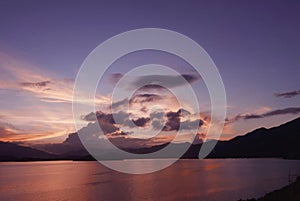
207;116;300;159
0;117;299;161
0;141;57;161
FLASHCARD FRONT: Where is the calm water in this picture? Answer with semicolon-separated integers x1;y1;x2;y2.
1;159;300;201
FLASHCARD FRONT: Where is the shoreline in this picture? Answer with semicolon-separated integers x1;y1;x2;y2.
0;157;299;163
239;177;300;201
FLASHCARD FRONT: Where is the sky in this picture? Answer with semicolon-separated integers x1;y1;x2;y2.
0;0;299;145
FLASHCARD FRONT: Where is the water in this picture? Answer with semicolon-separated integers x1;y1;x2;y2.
1;159;300;201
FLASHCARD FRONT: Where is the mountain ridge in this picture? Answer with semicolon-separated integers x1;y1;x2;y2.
0;117;299;161
0;141;57;161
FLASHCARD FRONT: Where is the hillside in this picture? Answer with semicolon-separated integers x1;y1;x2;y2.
0;141;57;161
208;117;300;159
1;117;299;161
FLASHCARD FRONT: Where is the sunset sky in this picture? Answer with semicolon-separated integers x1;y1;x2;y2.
0;1;299;145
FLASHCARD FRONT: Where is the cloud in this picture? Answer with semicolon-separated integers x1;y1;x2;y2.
65;107;209;150
81;112;97;122
162;110;180;131
160;109;204;131
258;107;300;117
0;121;68;142
228;107;300;122
180;119;204;130
68;123;171;150
151;119;165;130
110;73;123;83
132;117;150;127
0;53;88;142
20;81;51;88
0;53;73;103
111;98;129;109
82;111;151;130
150;111;165;119
0;52;110;105
82;108;205;136
110;93;163;111
274;90;300;98
110;73;201;90
129;94;162;104
132;74;201;89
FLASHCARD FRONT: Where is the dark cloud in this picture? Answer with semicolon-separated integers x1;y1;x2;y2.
119;116;151;128
63;132;82;145
81;112;97;122
229;107;300;122
139;84;165;90
59;108;206;151
99;121;119;134
129;94;162;104
132;74;201;89
180;119;204;130
82;111;150;132
108;131;129;137
163;110;180;131
109;73;200;90
163;119;203;131
177;108;191;116
110;94;162;110
81;108;203;139
181;74;200;83
274;90;300;98
81;111;120;134
132;117;150;127
21;81;51;88
162;109;202;131
263;107;300;117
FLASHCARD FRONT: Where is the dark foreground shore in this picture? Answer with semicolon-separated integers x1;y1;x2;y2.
239;177;300;201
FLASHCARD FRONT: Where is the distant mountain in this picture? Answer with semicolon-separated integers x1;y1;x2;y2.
207;117;300;159
0;141;57;161
74;142;202;161
1;117;299;161
117;116;300;159
32;132;90;159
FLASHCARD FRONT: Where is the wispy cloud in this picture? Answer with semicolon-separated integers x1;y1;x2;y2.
0;52;110;104
0;52;73;103
0;121;70;142
20;81;51;88
110;73;201;90
228;107;300;122
133;74;201;90
274;90;300;98
0;53;81;142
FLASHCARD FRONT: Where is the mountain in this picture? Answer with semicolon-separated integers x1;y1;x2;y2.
117;116;300;159
1;117;299;161
207;117;300;159
32;132;89;159
0;141;57;161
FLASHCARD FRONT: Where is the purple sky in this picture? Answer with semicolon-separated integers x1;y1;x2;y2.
0;0;299;143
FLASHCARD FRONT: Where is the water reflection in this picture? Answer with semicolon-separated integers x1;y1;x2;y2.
0;159;300;201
